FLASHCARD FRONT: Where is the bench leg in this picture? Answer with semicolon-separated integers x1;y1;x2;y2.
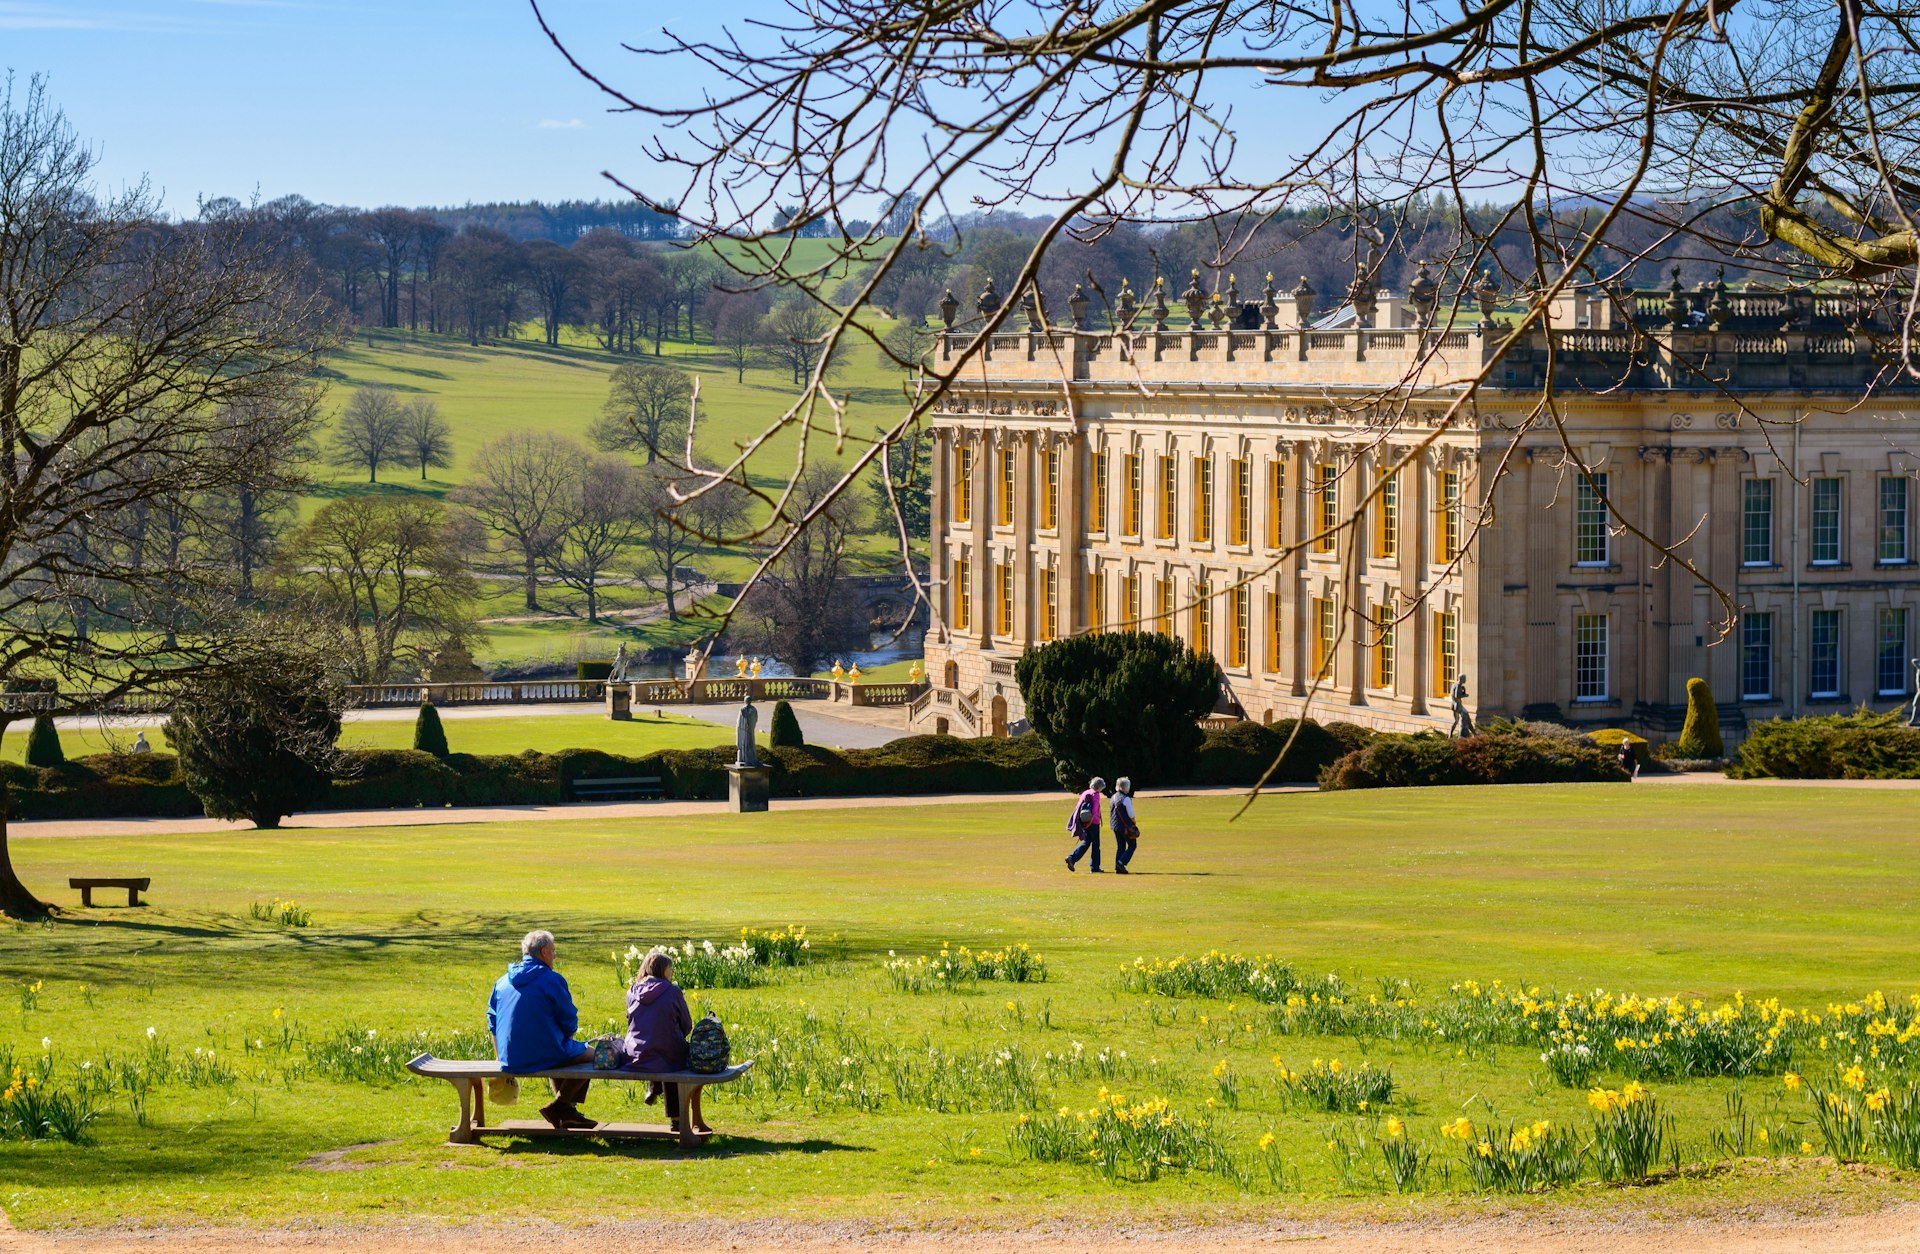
449;1078;477;1144
690;1085;711;1135
677;1085;706;1147
126;888;141;907
80;887;93;908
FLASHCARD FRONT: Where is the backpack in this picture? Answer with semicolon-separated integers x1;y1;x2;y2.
687;1012;731;1074
1067;794;1096;836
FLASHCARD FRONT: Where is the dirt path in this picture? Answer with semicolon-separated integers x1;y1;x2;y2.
4;1206;1917;1253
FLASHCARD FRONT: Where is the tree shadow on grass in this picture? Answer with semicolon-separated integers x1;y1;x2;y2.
484;1133;869;1161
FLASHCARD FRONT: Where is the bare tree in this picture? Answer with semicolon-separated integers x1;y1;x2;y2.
0;77;335;917
453;430;590;611
525;239;585;347
760;296;844;387
589;361;694;462
401;398;455;480
329;387;408;483
707;290;773;382
546;455;647;622
729;466;869;674
633;467;749;620
277;496;478;683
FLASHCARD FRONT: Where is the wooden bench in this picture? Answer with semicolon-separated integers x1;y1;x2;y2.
568;775;666;803
405;1053;752;1147
69;876;149;907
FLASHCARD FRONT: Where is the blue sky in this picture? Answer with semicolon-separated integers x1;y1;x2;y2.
4;1;703;211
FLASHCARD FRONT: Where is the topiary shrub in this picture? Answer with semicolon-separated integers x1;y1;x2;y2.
23;715;63;767
166;648;345;829
413;702;450;757
1320;731;1627;790
1674;676;1724;759
1016;630;1219;790
768;700;805;748
1588;727;1650;765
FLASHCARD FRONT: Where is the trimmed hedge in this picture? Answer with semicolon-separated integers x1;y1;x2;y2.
1192;720;1348;785
1320;732;1628;790
1732;710;1920;779
3;753;201;820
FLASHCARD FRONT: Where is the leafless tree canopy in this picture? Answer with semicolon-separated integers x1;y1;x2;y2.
537;0;1920;650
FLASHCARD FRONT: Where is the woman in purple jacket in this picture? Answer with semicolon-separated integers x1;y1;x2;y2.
619;949;698;1129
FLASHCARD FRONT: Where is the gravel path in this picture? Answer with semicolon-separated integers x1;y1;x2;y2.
5;1205;1917;1253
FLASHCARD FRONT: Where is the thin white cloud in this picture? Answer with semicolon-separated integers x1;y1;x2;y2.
0;2;203;30
536;118;586;130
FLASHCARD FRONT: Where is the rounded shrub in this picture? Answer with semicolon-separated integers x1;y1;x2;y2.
23;715;64;767
413;702;450;757
1674;677;1724;759
768;700;805;748
1016;630;1218;789
1321;731;1627;790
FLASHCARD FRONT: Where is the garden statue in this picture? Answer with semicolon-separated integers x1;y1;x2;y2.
735;655;748;678
1449;672;1475;738
831;660;845;683
734;695;761;768
849;663;862;684
749;657;763;679
1909;658;1920;727
608;643;631;684
131;730;152;754
909;660;924;684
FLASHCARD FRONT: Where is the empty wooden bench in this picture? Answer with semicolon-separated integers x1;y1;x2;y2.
69;876;149;907
405;1053;752;1147
568;775;666;802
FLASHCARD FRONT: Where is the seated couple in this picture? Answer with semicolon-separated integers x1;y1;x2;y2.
486;929;704;1132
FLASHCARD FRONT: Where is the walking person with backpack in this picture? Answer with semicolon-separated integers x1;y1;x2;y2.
1064;776;1105;873
1110;776;1140;874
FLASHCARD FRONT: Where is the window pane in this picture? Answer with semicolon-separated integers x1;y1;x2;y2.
1090;451;1107;532
1881;477;1909;563
1575;614;1608;700
1742;613;1773;700
1440;470;1461;562
1880;608;1910;694
1743;479;1773;565
1810;609;1841;698
1373;601;1396;688
1575;474;1609;564
1375;474;1399;559
1314;464;1338;553
1811;479;1842;564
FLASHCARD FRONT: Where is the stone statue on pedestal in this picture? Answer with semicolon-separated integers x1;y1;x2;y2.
1450;673;1475;738
608;643;631;683
735;695;761;768
1909;658;1920;727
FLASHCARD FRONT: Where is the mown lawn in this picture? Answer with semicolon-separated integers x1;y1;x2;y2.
4;783;1920;1231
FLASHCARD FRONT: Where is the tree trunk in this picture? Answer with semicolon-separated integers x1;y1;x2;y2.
664;579;679;621
586;583;598;623
0;772;49;920
523;555;539;612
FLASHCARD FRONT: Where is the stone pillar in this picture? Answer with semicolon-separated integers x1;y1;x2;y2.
606;684;632;721
973;430;993;651
1012;430;1036;645
1405;446;1430;715
727;765;770;813
1524;448;1559;712
1058;431;1083;634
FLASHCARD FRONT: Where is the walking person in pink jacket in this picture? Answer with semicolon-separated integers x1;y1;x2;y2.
1064;776;1106;873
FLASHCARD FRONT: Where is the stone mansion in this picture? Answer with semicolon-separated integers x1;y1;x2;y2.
910;273;1920;738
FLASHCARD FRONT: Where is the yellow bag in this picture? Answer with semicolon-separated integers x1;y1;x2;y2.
487;1076;520;1106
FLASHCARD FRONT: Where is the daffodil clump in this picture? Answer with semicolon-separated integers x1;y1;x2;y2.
1587;1082;1674;1180
1273;1056;1395;1113
247;898;311;927
1441;1115;1584;1192
737;925;822;968
615;940;758;989
1119;951;1301;1004
0;1060;101;1144
884;942;1049;993
1789;1063;1920;1166
1006;1089;1241;1184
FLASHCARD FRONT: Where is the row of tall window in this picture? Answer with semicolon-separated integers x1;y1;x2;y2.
951;445;1465;563
1742;475;1911;567
1739;607;1912;701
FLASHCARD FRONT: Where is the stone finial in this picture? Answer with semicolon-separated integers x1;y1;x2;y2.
1021;286;1042;330
1151;276;1171;331
1225;274;1240;309
1182;268;1206;326
1348;267;1378;329
1068;283;1088;330
1707;268;1731;328
1407;262;1439;328
1664;266;1688;326
1116;280;1138;329
977;276;1000;318
1261;272;1279;330
938;288;959;329
1292;275;1316;325
1207;292;1227;329
1473;269;1500;326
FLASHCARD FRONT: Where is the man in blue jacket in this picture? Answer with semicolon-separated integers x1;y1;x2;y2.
488;929;595;1129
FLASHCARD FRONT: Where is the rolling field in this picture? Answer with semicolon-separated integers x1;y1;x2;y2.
5;783;1920;1232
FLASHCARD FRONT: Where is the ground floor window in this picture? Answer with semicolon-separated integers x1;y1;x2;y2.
1809;609;1841;698
1087;569;1106;634
953;557;971;632
1433;610;1458;698
995;562;1014;637
1155;577;1174;637
1574;614;1607;701
1880;608;1910;695
1265;588;1283;673
1313;597;1337;683
1742;612;1773;701
1039;568;1057;641
1372;600;1396;690
1191;581;1213;657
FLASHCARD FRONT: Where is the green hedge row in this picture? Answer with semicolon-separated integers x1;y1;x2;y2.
1731;709;1920;779
2;753;202;821
1319;730;1628;790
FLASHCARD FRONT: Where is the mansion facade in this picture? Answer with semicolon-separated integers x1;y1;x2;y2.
911;278;1920;738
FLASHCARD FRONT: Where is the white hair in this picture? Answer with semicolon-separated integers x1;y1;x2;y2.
1089;777;1106;792
1116;777;1132;795
521;929;555;958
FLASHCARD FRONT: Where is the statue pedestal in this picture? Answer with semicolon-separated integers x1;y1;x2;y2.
727;765;770;813
605;684;631;721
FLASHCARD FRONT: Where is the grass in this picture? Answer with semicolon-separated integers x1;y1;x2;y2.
2;713;732;763
5;782;1920;1230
